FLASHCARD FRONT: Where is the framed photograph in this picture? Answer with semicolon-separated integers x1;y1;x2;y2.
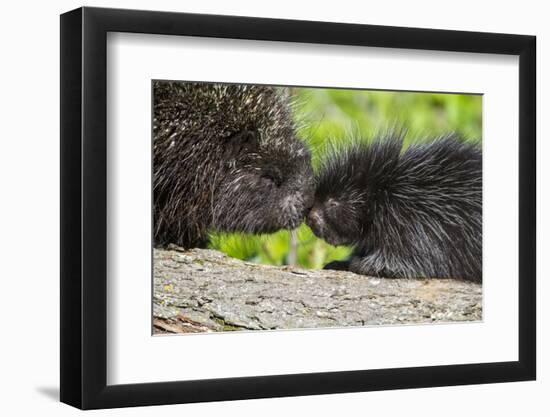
60;6;536;409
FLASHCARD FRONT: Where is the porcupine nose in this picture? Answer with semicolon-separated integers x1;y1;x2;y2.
306;207;324;237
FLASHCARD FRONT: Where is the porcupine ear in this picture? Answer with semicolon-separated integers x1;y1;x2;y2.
224;130;260;159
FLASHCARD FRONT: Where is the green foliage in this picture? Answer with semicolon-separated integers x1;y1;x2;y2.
209;225;352;269
209;87;482;269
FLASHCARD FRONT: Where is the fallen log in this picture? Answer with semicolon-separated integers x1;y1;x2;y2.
153;247;482;334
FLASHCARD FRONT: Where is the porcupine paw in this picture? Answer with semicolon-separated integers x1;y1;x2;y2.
323;260;351;271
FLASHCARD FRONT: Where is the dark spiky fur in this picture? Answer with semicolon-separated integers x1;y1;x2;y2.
153;81;314;248
307;133;482;282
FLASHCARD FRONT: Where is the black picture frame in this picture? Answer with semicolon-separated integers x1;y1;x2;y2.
60;6;536;410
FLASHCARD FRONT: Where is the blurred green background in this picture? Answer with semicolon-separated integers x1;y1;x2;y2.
208;87;482;269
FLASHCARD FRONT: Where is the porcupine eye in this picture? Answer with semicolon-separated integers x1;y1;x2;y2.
260;171;283;187
224;130;260;159
324;198;342;219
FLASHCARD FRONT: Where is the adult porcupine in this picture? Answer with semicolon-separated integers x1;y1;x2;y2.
306;133;482;282
153;81;314;248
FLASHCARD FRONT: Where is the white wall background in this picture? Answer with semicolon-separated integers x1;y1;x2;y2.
0;0;546;415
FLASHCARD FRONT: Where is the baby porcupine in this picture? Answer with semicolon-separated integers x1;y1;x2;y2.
153;81;314;248
306;133;482;282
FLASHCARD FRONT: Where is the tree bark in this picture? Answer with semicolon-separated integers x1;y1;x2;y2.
153;247;482;334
